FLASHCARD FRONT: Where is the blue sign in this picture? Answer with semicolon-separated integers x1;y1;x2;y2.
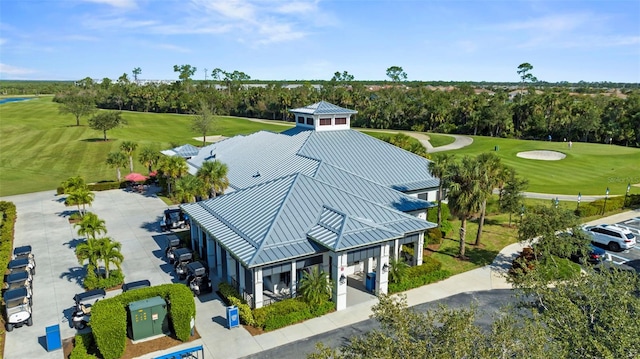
45;324;62;351
226;306;239;329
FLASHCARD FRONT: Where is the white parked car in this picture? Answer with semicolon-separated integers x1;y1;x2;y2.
583;224;637;251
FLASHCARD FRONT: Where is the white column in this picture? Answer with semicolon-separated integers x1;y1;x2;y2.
393;239;400;261
376;243;390;295
331;252;348;311
216;242;223;278
290;261;297;297
253;268;263;309
416;233;424;266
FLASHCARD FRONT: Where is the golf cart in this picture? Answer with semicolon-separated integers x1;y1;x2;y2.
72;289;106;330
165;234;182;264
161;208;187;231
4;270;33;305
185;261;212;296
8;257;35;276
4;287;32;331
173;248;193;280
122;279;151;292
13;245;36;274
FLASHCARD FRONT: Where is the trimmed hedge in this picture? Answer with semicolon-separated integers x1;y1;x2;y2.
425;227;443;245
69;333;99;359
388;257;450;294
217;282;256;326
253;298;334;332
0;202;17;323
91;283;195;359
576;196;624;217
427;202;453;236
57;181;126;194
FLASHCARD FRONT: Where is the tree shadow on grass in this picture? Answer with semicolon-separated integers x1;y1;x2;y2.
60;266;87;287
80;138;111;142
433;238;499;266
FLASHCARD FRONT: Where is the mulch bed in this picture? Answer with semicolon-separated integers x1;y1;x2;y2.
62;329;201;359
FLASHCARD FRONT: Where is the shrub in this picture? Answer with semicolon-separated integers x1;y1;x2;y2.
69;333;99;359
628;194;640;207
218;282;246;304
252;298;333;332
87;181;126;192
388;257;449;294
56;186;65;195
83;270;125;290
427;203;453;236
91;300;127;359
425;227;443;245
229;297;255;326
576;197;625;217
90;284;195;358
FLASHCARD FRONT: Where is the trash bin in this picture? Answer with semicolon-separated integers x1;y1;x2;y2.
365;272;376;292
226;306;239;329
494;146;499;151
45;324;62;351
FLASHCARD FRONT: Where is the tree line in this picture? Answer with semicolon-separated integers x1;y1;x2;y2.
50;64;640;147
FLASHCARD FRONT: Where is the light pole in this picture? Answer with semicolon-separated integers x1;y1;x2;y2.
602;187;609;215
625;183;631;208
554;196;559;209
577;192;581;212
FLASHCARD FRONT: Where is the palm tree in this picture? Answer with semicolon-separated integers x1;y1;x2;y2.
106;151;128;182
388;257;409;284
474;153;502;246
61;176;86;194
174;175;207;203
98;237;123;279
120;141;138;173
76;238;102;275
65;187;95;216
298;267;332;306
428;153;454;227
138;146;160;174
447;156;485;259
158;155;188;195
196;160;230;198
74;212;107;240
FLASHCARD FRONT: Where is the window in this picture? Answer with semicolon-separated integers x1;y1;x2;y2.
306;117;313;125
297;116;304;124
335;117;347;125
319;118;331;126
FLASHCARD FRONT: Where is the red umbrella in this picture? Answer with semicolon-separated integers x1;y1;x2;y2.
149;170;158;177
125;172;148;182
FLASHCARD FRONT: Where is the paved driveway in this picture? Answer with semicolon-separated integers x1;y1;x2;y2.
1;188;177;359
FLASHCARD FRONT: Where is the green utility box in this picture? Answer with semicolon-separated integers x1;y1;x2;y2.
128;296;169;341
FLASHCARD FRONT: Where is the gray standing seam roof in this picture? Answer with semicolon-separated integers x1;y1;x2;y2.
289;101;358;116
182;173;435;268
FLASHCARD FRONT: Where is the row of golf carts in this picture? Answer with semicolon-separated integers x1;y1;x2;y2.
165;235;212;296
3;246;37;331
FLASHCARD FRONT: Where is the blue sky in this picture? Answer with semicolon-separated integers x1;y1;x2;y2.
1;0;639;82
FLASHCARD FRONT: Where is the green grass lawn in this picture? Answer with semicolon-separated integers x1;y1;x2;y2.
425;133;456;147
448;136;640;196
0;97;291;197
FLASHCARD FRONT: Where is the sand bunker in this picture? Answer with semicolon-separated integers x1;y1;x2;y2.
193;135;227;143
516;150;566;161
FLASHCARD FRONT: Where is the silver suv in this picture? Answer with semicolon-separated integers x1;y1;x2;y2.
583;224;637;251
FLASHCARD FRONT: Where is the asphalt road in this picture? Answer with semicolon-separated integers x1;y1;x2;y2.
241;289;516;359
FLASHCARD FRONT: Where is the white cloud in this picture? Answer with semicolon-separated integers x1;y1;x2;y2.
275;1;318;15
0;38;6;46
0;63;37;75
81;0;137;9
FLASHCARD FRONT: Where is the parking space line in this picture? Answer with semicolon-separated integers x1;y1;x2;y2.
607;252;630;264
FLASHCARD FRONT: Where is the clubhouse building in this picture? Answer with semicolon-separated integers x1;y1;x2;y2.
178;101;439;310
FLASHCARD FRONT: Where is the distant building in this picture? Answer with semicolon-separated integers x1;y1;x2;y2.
178;101;439;311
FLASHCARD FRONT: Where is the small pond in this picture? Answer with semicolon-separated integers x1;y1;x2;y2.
0;97;32;105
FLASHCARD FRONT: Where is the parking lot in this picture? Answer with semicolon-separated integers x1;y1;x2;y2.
596;218;640;267
0;188;223;359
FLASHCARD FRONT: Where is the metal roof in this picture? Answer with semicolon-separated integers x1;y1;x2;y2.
297;129;439;190
161;144;200;158
182;173;435;267
187;130;318;189
289;101;358;115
